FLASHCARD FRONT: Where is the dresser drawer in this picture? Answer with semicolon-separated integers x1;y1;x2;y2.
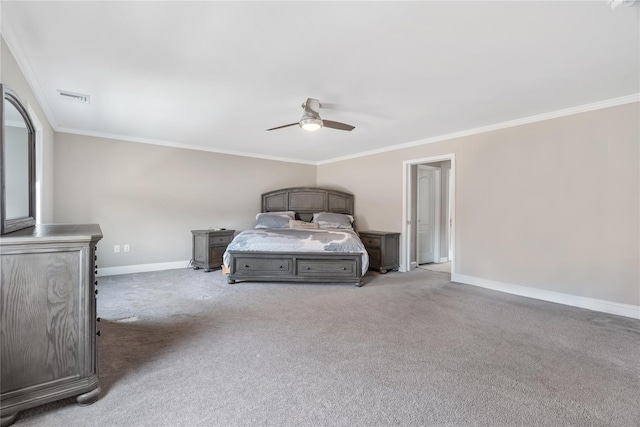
234;257;292;274
297;259;356;276
361;235;381;248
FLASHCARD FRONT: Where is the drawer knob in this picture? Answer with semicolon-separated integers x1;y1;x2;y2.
95;289;98;295
244;264;250;268
96;331;101;336
97;317;101;322
306;266;311;270
342;267;347;270
279;265;284;269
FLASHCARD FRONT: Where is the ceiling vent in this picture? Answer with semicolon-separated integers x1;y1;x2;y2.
57;89;90;104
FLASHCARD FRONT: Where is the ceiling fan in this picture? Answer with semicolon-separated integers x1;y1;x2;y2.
266;98;355;132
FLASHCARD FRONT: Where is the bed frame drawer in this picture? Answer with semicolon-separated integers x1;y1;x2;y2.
297;259;356;276
233;257;292;275
227;251;364;286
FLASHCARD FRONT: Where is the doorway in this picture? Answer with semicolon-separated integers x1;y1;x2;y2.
401;154;455;274
417;165;440;265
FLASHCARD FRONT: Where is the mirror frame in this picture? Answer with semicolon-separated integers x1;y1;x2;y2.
1;84;36;234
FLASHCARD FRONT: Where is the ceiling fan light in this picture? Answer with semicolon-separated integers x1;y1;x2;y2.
300;117;322;131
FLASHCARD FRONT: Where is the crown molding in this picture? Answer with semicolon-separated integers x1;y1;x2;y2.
317;94;640;165
1;19;59;130
56;127;318;165
61;93;639;168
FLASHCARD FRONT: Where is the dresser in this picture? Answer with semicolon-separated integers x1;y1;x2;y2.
359;230;400;274
191;229;235;272
0;224;102;427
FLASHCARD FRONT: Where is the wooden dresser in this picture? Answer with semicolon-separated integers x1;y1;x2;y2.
191;229;235;272
359;230;400;274
0;224;102;426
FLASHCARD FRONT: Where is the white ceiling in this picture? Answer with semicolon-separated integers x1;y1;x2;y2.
2;1;639;164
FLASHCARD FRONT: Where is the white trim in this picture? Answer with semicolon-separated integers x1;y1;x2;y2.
1;19;59;129
438;257;449;263
402;154;456;275
319;94;640;165
452;273;640;320
56;127;318;166
98;260;191;277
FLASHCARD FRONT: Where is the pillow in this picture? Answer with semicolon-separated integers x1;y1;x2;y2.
255;211;295;229
312;212;354;229
289;219;319;230
256;211;295;219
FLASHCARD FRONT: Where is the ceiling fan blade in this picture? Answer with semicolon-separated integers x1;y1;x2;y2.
266;122;298;131
322;120;355;131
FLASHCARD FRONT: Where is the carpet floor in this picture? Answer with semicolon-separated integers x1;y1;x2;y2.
9;268;640;427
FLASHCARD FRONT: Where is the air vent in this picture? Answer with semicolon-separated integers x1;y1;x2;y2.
57;90;90;104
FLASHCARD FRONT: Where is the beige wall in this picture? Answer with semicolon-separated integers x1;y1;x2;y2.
318;103;639;306
4;33;638;307
54;133;316;268
1;36;56;222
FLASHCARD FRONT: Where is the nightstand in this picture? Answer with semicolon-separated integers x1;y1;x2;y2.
191;229;235;272
359;231;400;274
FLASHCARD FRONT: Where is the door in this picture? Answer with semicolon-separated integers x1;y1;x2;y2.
417;165;440;264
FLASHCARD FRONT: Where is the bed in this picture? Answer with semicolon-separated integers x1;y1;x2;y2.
223;187;368;287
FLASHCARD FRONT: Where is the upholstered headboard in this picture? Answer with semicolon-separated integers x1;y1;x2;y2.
262;187;354;221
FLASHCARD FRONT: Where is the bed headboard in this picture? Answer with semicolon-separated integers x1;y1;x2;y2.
262;187;354;220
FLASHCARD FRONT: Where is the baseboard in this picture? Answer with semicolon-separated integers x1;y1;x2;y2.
98;260;191;277
451;273;640;320
438;257;449;263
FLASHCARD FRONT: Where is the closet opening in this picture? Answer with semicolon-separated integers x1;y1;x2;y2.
401;154;455;276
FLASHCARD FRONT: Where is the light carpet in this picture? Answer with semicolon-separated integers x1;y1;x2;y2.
10;268;640;426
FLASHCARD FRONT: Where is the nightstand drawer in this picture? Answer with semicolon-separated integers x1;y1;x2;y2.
212;235;232;245
361;236;381;248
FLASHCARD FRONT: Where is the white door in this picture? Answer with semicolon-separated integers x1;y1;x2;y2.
417;165;440;264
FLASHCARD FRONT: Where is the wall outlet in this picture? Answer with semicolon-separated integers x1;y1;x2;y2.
124;244;130;252
114;245;120;253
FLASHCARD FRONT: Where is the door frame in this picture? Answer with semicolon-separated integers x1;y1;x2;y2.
401;153;456;273
416;164;441;265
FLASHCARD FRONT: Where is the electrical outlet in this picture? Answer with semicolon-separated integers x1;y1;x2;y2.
124;244;130;252
114;245;120;253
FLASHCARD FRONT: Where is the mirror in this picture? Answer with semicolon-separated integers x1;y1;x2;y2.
1;84;35;234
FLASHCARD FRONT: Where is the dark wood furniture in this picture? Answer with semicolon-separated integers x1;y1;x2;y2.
0;224;103;427
191;229;235;272
226;187;365;286
359;230;400;274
